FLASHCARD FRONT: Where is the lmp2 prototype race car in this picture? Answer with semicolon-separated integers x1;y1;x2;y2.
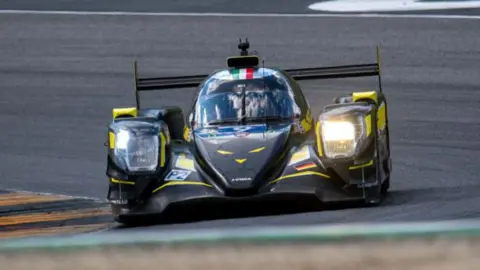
106;39;392;225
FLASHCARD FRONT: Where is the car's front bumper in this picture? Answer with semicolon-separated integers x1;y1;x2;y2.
110;173;373;224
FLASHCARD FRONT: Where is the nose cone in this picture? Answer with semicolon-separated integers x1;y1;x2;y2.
195;124;291;190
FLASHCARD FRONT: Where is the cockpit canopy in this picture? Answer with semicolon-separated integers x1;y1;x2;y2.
194;68;301;128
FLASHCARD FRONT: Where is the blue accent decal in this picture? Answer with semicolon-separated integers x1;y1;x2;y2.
165;170;191;181
196;124;268;138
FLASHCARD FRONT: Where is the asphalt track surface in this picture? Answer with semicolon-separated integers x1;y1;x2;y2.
2;0;480;15
1;2;480;232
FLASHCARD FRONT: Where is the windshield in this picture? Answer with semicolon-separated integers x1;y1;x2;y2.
194;73;299;127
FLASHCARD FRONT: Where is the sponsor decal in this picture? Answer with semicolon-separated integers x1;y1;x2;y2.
308;0;480;12
231;177;252;182
288;146;311;165
197;124;267;138
165;169;191;181
175;155;196;171
234;131;250;137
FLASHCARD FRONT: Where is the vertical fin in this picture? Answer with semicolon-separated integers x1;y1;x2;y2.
376;46;383;93
133;60;140;109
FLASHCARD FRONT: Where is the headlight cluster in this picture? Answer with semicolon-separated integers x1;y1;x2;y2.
110;121;163;173
319;105;372;159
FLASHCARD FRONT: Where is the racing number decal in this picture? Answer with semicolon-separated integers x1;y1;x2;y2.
165;169;191;181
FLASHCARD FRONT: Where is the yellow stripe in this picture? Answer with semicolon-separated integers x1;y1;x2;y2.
0;208;110;226
0;193;69;206
248;147;265;153
365;114;372;137
152;181;212;193
315;121;323;156
109;132;115;149
270;170;330;184
377;102;386;131
183;126;191;142
217;150;233;155
349;160;374;170
160;132;166;167
235;158;247;164
111;178;134;185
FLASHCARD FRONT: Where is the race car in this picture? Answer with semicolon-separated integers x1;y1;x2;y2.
106;39;392;225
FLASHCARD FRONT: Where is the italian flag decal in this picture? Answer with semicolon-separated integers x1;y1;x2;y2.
231;68;254;80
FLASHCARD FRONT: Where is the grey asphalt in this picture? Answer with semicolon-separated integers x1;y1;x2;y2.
1;0;480;15
1;12;480;230
0;0;480;15
0;0;317;13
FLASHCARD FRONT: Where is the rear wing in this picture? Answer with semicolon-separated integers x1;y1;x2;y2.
133;46;383;109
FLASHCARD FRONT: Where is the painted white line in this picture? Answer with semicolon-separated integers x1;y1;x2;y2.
0;9;480;19
309;0;480;12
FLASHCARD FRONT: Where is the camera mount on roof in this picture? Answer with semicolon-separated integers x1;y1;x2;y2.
238;38;250;56
227;38;260;68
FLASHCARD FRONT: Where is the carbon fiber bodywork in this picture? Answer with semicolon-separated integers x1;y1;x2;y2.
106;42;391;225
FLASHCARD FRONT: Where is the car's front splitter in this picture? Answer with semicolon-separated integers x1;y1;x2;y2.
110;174;373;225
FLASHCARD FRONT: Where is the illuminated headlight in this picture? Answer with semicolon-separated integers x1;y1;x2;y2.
321;117;366;159
322;122;355;141
114;129;159;172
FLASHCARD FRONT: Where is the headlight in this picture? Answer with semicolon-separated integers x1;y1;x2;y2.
322;121;355;141
320;116;366;159
113;129;159;172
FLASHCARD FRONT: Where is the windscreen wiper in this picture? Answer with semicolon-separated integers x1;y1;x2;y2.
206;119;242;126
244;116;292;123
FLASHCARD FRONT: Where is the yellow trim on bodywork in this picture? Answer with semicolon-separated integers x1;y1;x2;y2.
377;102;386;131
349;160;374;170
217;150;233;155
315;121;323;156
152;181;212;193
352;91;378;104
365;114;372;136
159;132;166;167
109;132;115;149
112;107;137;119
301;118;312;132
270;170;330;184
235;158;247;164
300;109;312;133
183;126;191;142
110;178;134;185
249;147;265;153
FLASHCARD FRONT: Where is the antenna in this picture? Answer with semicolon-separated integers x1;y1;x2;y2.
238;38;250;56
